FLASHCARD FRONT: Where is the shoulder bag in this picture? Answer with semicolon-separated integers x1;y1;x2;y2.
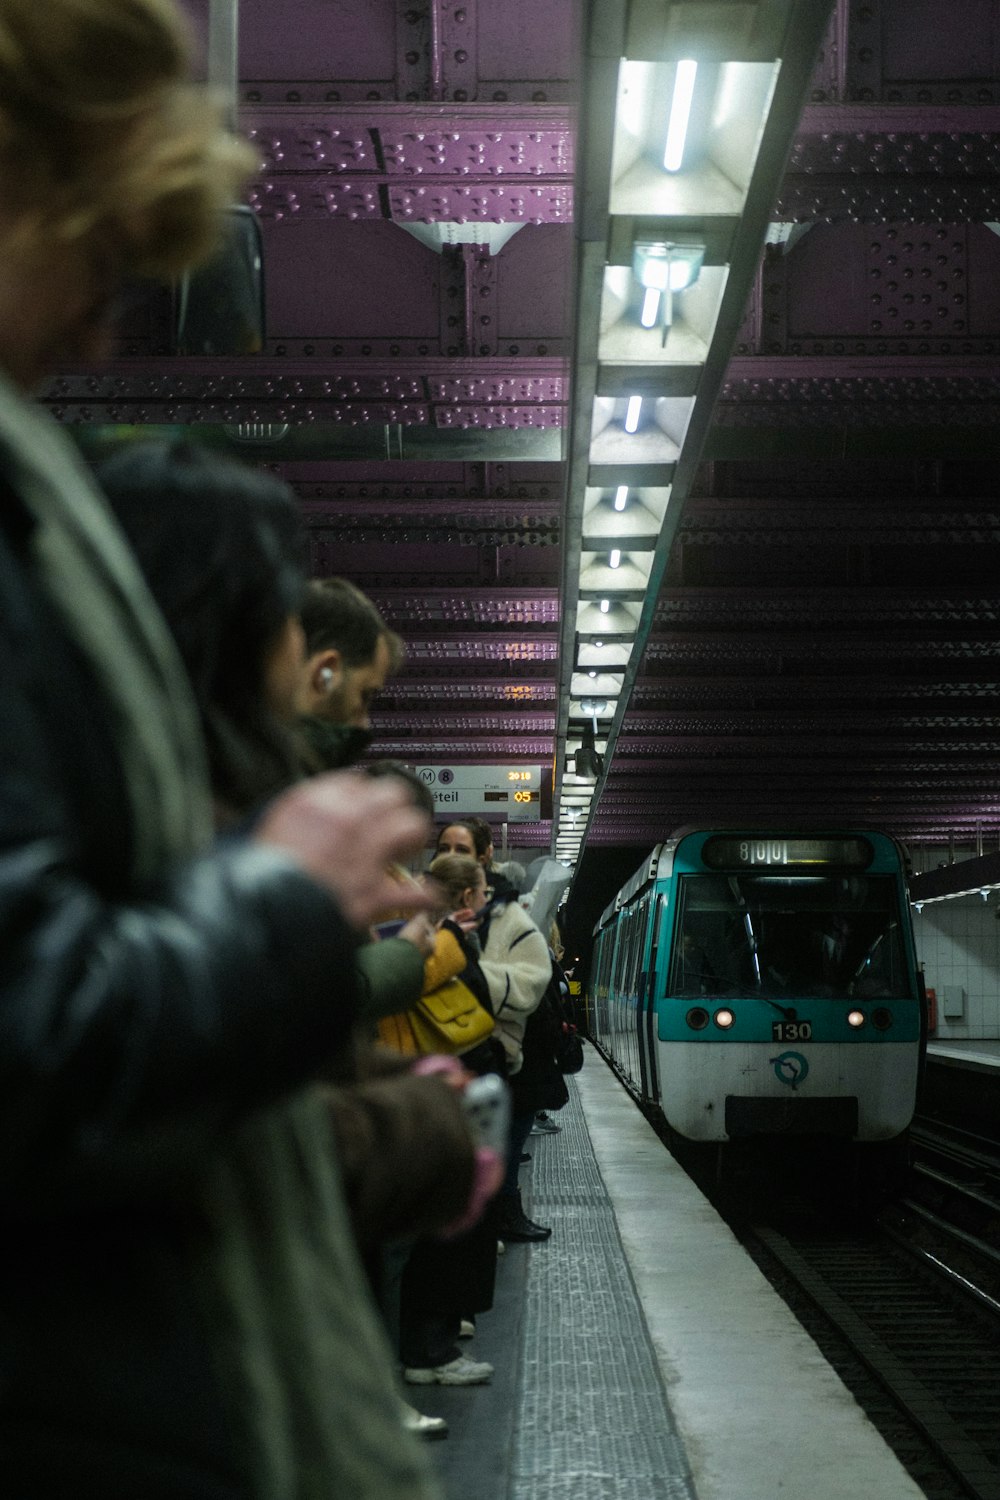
409;977;495;1057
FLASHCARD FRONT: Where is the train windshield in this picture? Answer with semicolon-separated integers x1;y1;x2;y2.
667;872;912;1000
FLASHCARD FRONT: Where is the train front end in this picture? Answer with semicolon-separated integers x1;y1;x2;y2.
654;832;923;1145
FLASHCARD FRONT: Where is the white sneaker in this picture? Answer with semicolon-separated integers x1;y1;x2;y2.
399;1401;449;1439
459;1318;476;1338
403;1354;494;1386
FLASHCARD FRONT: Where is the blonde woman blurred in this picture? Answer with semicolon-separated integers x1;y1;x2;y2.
0;4;441;1496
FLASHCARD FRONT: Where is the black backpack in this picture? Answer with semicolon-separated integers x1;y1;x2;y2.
539;957;584;1075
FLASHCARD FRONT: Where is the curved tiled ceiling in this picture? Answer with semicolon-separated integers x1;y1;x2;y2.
47;0;1000;917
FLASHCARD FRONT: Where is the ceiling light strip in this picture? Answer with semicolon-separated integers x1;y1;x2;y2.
553;0;835;866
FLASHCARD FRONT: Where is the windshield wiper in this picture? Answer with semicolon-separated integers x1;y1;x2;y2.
759;997;798;1020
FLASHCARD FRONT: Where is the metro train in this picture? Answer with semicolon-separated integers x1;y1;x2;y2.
589;830;926;1167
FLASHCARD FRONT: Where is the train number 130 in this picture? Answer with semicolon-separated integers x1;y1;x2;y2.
771;1020;813;1041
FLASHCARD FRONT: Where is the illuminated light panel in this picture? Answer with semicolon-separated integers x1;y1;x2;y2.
556;0;833;868
663;60;698;171
609;549;621;568
633;241;705;293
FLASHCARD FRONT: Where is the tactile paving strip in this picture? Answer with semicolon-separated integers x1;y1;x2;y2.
511;1070;699;1500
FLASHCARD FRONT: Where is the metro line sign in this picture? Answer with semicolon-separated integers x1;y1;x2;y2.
413;765;543;821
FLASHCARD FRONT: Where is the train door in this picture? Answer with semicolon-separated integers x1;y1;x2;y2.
610;907;633;1080
590;924;613;1052
623;902;644;1089
637;892;665;1103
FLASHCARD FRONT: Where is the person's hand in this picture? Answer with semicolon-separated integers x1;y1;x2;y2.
255;771;432;932
411;1054;473;1092
449;906;480;934
398;912;437;957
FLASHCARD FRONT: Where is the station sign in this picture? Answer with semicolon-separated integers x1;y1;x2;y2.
413;765;544;821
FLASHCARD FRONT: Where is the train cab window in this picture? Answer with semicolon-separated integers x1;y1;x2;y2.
667;872;911;1001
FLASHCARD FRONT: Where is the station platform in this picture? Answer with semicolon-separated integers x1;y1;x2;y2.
426;1049;924;1500
926;1037;1000;1068
921;1037;1000;1139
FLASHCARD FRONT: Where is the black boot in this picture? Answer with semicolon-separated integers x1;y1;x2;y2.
497;1190;551;1243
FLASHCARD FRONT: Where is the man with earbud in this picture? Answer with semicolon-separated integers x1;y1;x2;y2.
293;576;427;1022
296;577;404;772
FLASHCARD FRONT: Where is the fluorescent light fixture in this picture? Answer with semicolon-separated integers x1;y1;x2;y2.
624;395;643;432
640;286;660;326
600;598;610;613
633;241;706;293
613;487;628;512
663;60;697;172
609;549;621;568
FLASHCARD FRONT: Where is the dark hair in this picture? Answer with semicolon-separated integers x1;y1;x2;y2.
365;759;436;818
97;439;305;814
300;577;403;671
437;817;493;861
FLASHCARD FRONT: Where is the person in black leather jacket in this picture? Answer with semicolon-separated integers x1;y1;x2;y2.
0;3;442;1497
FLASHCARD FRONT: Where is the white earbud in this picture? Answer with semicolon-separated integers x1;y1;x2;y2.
318;667;334;689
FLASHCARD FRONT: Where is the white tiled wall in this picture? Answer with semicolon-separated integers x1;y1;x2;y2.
913;895;1000;1039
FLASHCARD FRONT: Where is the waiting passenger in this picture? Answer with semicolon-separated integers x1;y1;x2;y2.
295;574;404;769
434;821;553;1242
0;6;440;1496
102;442;498;1442
397;851;507;1386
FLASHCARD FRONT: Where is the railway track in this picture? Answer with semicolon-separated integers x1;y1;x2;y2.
723;1122;1000;1500
626;1068;1000;1497
742;1217;1000;1500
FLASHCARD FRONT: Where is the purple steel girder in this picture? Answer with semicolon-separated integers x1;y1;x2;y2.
245;104;573;222
233;0;576;104
652;590;1000;628
365;587;560;624
630;678;1000;707
385;679;556;701
41;358;568;428
373;734;554;757
641;640;1000;672
401;638;558;662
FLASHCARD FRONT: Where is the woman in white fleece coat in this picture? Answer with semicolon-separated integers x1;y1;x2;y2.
477;890;552;1075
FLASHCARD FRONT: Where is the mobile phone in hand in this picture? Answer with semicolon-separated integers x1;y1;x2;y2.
374;919;406;939
462;1074;510;1154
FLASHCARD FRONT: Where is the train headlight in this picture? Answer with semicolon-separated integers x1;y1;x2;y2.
685;1007;709;1030
871;1007;893;1031
713;1008;735;1029
847;1009;866;1028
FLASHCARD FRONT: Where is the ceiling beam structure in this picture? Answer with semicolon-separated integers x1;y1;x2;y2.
37;0;1000;927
